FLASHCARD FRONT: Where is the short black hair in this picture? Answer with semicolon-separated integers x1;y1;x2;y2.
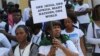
25;17;42;33
67;10;77;23
15;4;19;9
92;4;100;21
45;21;61;31
65;4;73;9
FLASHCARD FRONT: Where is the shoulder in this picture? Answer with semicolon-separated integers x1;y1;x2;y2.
23;7;30;11
82;3;89;8
19;20;25;25
0;33;6;39
88;23;93;29
1;21;6;25
61;29;66;34
74;28;82;33
83;3;89;6
0;33;5;36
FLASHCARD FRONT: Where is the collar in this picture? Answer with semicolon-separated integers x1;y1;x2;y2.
32;30;42;37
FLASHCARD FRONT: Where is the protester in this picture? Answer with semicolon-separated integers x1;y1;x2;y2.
14;25;38;56
39;21;79;56
61;11;86;56
0;33;11;56
1;9;25;47
74;0;91;33
0;10;7;30
22;0;32;22
87;4;100;56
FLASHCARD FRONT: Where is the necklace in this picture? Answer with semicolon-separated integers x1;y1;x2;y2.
19;42;29;56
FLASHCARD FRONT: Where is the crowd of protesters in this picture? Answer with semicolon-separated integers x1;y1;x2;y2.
0;0;100;56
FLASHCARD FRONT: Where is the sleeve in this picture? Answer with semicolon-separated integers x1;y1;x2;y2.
78;29;84;38
39;46;50;55
22;9;27;22
39;46;45;55
86;23;100;44
22;8;30;22
0;33;11;49
66;40;79;54
0;48;10;56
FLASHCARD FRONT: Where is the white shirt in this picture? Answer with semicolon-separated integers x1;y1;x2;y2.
31;30;42;45
87;22;100;53
0;21;6;30
22;7;31;22
61;28;84;56
39;40;79;56
0;33;11;56
14;43;32;56
10;20;25;47
74;3;90;24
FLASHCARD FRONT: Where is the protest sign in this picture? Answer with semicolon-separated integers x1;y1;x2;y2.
31;0;67;23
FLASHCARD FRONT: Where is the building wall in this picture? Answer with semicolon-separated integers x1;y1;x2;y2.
7;0;19;4
6;0;28;11
19;0;28;11
84;0;92;8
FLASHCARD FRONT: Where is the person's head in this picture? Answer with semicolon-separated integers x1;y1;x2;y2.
64;18;73;30
14;4;19;9
45;21;61;37
77;0;83;5
7;2;14;13
15;25;30;43
32;23;42;35
92;4;100;21
26;17;42;35
13;9;22;23
64;10;77;29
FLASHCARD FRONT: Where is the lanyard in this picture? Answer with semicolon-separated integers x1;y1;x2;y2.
19;48;25;56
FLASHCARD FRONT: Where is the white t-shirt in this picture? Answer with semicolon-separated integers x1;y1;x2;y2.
0;33;11;56
0;48;10;56
74;3;90;24
0;21;6;30
22;7;31;22
14;43;32;56
39;40;79;56
31;30;42;45
61;28;84;56
87;22;100;53
10;20;25;47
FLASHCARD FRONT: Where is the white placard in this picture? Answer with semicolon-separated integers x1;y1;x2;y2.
31;0;67;23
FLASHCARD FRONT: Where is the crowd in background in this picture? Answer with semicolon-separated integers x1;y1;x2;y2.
0;0;100;56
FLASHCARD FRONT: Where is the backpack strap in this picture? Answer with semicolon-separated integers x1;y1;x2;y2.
92;22;95;38
92;22;96;53
29;43;39;56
